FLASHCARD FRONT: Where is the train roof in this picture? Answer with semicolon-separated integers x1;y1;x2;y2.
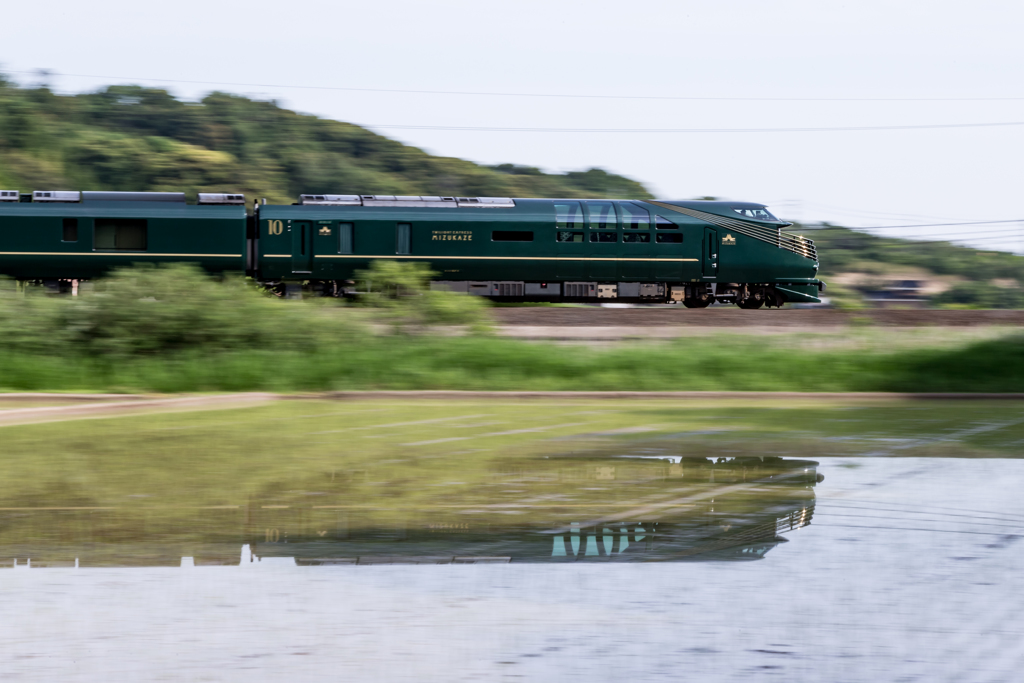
649;199;789;225
0;202;246;218
261;194;790;226
0;190;247;218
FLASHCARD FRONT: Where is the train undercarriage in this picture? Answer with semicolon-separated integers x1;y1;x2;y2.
21;277;816;308
261;280;809;307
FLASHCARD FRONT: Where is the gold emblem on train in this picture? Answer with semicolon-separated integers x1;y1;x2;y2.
319;226;332;236
432;230;473;241
722;234;737;245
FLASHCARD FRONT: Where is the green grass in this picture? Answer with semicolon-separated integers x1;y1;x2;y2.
1;330;1023;393
2;397;1021;563
3;397;1022;509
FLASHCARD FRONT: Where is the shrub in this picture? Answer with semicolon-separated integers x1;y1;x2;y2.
354;260;492;329
932;282;1024;309
0;264;366;357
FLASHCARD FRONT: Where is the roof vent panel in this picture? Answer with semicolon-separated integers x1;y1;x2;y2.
362;195;461;207
81;191;185;203
0;190;19;202
33;191;81;203
197;193;246;205
457;197;515;208
299;194;362;206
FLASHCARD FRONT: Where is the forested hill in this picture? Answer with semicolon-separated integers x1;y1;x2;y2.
0;77;652;203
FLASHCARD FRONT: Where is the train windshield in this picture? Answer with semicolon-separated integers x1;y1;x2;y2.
733;207;779;221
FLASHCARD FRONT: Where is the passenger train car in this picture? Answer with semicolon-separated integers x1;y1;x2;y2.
0;190;824;306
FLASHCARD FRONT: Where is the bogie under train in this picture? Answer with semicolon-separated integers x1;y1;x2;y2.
0;190;824;306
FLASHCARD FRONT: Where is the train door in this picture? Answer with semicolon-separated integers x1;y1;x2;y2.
702;226;718;278
292;221;314;274
585;201;618;280
554;201;585;279
620;203;652;280
653;214;683;280
313;221;338;279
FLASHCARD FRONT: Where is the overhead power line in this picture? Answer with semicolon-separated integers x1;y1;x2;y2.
360;121;1024;133
795;201;975;223
10;70;1024;103
932;234;1024;245
892;231;1019;241
881;228;1024;240
815;219;1024;230
843;232;1023;246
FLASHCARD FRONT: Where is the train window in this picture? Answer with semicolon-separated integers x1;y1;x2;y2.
620;203;650;229
339;222;354;254
492;230;534;242
94;219;147;251
62;218;78;242
396;223;411;254
589;232;617;243
656;233;683;244
586;201;616;229
554;202;584;229
556;231;584;243
622;233;650;243
733;207;778;221
655;215;679;229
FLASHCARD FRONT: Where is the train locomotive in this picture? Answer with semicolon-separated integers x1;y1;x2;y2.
0;189;824;306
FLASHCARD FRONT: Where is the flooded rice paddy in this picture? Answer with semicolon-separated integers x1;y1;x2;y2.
0;398;1021;681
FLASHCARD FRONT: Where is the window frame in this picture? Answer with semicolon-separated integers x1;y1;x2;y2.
585;201;618;230
492;230;534;242
554;201;585;230
93;218;148;252
396;222;411;255
62;218;78;243
619;202;651;230
338;222;354;254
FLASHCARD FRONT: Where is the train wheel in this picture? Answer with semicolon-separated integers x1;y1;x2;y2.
683;297;713;309
737;298;764;309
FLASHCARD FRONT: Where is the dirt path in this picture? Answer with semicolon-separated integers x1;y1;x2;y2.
2;390;1020;426
0;393;275;427
491;308;1024;327
300;391;1024;401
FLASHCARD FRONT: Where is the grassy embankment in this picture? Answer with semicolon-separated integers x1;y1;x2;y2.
0;264;1022;394
3;331;1024;393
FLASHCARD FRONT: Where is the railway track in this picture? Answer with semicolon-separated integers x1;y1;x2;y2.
490;307;1024;328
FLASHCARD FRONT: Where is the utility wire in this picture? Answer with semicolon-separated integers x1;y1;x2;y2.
13;72;1024;132
810;219;1024;230
929;234;1024;244
362;121;1024;133
808;226;1024;240
863;233;1023;247
867;228;1024;240
794;201;976;223
823;232;1023;244
11;70;1024;103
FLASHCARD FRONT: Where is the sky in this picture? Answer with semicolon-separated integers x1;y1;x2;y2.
3;0;1024;253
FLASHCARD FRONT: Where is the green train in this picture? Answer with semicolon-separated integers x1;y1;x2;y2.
0;190;824;306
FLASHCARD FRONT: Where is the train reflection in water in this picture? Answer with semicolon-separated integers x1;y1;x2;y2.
261;456;822;565
0;456;823;568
